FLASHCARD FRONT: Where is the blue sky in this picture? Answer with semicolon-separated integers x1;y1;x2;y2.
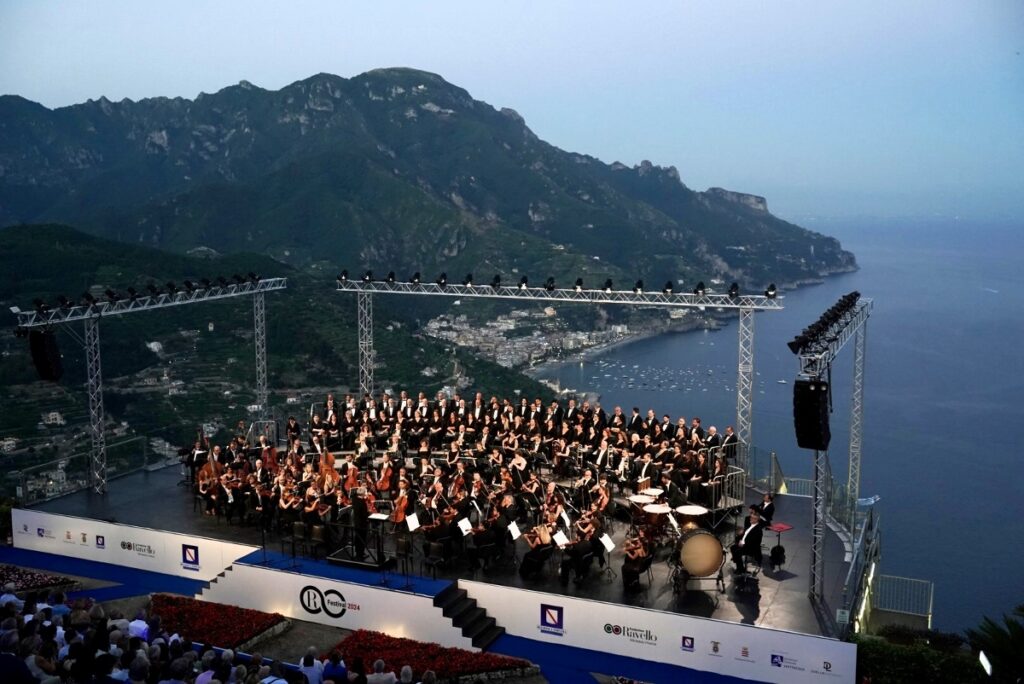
1;1;1021;222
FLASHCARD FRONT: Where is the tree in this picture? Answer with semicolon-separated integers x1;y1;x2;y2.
966;604;1024;683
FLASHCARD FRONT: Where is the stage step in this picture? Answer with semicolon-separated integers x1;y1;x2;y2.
432;582;505;651
195;565;234;600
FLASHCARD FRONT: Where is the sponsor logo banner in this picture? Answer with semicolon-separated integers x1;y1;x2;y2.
538;604;565;636
181;544;200;571
299;585;359;619
604;622;657;646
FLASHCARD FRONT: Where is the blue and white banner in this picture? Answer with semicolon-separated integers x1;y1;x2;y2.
462;580;856;684
12;509;257;581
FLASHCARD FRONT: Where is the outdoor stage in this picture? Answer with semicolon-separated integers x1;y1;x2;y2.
33;463;852;638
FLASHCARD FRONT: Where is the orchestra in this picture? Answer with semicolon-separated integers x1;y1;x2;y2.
186;390;736;590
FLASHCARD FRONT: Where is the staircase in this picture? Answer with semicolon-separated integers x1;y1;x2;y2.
194;565;234;599
433;583;505;650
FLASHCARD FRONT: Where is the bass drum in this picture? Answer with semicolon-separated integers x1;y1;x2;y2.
677;529;724;577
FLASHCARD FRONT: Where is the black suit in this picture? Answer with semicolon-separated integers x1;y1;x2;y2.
758;501;775;524
351;496;369;559
627;415;644;434
722;433;738;459
730;521;764;570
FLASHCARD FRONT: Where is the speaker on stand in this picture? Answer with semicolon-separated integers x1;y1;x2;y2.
793;379;831;451
29;329;63;382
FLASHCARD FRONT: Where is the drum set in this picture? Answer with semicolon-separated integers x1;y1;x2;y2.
627;493;726;595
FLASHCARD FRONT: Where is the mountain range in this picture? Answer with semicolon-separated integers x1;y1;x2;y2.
0;68;855;289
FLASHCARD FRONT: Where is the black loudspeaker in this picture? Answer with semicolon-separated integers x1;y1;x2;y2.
793;379;830;450
29;330;63;382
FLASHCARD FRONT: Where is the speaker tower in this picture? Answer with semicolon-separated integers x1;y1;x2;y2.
793;378;830;450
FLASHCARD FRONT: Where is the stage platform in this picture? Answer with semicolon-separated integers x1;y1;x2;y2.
34;465;851;637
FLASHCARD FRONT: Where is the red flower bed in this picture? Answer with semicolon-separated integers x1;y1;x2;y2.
333;630;529;680
0;564;75;592
151;594;285;649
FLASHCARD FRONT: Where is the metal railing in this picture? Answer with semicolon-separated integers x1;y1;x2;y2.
872;574;934;623
841;504;882;636
15;436;151;506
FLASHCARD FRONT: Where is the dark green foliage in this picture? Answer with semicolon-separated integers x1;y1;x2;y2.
965;604;1024;683
854;634;986;684
0;225;552;449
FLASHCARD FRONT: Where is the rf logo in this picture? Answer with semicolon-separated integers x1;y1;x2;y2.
299;586;347;618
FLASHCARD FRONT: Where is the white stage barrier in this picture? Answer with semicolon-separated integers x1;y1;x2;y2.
461;580;855;684
198;563;473;650
12;509;258;582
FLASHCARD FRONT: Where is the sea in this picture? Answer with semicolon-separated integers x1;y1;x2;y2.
534;218;1024;632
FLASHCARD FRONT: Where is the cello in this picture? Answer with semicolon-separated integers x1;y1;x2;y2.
376;459;393;493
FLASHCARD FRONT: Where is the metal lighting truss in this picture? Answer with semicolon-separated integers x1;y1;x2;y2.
336;278;782;467
797;299;872;604
14;278;287;494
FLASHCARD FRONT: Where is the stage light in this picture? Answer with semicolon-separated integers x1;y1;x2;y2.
633;280;644;294
574;278;584;293
58;296;73;310
248;272;260;283
387;271;396;284
339;270;349;283
662;281;673;294
411;272;421;285
519;276;528;290
233;274;246;284
82;292;97;306
148;283;162;296
362;270;373;283
491;275;501;289
104;289;120;302
436;272;447;287
603;279;613;293
728;282;740;298
126;288;139;302
693;281;705;296
545;277;555;292
217;276;229;287
765;283;777;299
200;279;212;289
33;298;49;314
183;281;196;293
463;273;473;286
166;281;179;294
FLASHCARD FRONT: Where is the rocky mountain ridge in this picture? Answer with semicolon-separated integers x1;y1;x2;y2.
0;68;855;288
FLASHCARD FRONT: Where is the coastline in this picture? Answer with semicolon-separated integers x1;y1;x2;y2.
521;268;854;380
523;318;720;378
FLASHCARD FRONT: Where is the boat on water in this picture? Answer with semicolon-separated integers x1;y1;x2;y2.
777;379;788;384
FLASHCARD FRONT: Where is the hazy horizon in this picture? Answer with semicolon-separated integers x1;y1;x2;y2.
2;1;1022;222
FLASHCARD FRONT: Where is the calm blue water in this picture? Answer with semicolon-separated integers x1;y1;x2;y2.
537;219;1024;631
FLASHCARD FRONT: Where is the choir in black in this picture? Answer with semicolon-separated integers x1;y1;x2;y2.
186;390;742;589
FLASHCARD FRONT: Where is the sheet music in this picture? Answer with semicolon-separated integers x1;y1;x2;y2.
600;533;614;552
457;517;473;536
369;513;389;521
508;521;522;540
553;531;570;548
406;512;420;532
